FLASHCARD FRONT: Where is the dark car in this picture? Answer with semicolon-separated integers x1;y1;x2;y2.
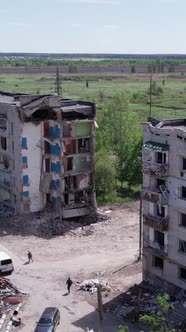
34;307;60;332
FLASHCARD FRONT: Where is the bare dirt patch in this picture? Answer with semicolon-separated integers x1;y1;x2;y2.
0;202;141;332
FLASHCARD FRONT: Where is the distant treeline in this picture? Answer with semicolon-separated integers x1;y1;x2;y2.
1;57;186;69
1;52;186;59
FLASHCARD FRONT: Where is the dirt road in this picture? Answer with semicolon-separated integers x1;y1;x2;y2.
0;202;141;332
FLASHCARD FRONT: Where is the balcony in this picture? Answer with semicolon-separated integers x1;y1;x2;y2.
144;239;168;256
142;186;168;205
143;214;168;231
143;160;168;177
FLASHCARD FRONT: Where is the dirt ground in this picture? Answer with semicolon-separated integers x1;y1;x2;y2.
0;202;142;332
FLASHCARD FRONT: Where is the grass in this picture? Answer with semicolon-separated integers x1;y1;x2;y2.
97;184;141;205
2;71;186;204
1;73;186;120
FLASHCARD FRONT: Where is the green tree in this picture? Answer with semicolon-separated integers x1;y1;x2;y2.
118;326;129;332
68;63;77;73
148;81;163;96
139;294;175;332
96;93;143;188
131;65;136;73
96;155;116;198
120;136;142;189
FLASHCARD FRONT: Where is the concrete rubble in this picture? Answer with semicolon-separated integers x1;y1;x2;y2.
0;277;26;331
78;277;111;293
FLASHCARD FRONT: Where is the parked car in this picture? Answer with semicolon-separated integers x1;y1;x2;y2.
0;251;14;275
34;307;60;332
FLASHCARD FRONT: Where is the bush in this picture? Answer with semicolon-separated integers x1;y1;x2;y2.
96;157;116;198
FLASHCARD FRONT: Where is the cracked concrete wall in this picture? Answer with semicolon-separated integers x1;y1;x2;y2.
0;103;22;213
142;121;186;292
21;122;44;213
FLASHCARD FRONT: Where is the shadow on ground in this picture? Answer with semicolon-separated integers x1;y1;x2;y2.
0;212;98;239
72;285;144;332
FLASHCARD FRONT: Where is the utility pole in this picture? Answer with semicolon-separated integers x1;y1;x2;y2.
149;66;152;118
97;286;103;332
138;192;143;260
55;66;62;96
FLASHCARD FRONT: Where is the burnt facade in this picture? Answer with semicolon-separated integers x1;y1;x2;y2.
142;118;186;293
0;92;97;218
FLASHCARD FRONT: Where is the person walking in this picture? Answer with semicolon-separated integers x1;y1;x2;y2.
27;250;33;263
66;277;73;294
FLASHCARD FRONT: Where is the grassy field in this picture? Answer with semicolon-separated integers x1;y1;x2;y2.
1;72;186;203
1;72;186;120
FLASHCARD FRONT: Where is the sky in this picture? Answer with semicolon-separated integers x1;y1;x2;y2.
0;0;186;54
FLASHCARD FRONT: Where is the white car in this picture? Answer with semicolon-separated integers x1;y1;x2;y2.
0;251;14;274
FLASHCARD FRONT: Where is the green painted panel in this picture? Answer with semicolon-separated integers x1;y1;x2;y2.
73;155;91;172
75;122;91;137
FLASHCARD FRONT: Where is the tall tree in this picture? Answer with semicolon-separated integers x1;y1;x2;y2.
96;93;143;188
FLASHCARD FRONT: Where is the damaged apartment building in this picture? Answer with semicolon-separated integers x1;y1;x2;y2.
0;91;97;219
142;118;186;293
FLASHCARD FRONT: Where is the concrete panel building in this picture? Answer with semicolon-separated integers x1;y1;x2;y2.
142;118;186;293
0;92;97;218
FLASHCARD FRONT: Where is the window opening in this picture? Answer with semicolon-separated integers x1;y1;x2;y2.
1;137;7;150
157;205;165;218
78;138;90;153
180;267;186;280
44;141;50;154
67;157;73;171
183;158;186;170
157;152;166;164
44;122;50;137
182;187;186;198
157;178;165;189
181;213;186;227
153;256;164;269
154;230;165;246
45;158;50;172
46;193;50;203
179;240;186;253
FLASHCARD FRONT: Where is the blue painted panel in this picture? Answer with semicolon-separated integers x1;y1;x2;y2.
50;143;60;156
23;175;29;185
21;137;27;149
49;125;60;138
23;191;29;198
56;179;61;189
51;179;61;190
51;196;57;204
49;127;54;137
54;125;60;138
22;156;27;164
51;162;61;173
51;179;56;189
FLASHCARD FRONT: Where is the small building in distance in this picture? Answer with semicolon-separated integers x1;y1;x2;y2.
142;117;186;293
0;92;97;219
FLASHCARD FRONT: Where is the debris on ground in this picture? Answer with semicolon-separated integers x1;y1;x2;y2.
78;278;111;293
0;277;26;305
104;282;186;329
0;277;26;330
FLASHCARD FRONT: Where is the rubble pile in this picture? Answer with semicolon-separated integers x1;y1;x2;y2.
78;278;111;293
36;218;77;238
105;285;181;325
0;277;26;313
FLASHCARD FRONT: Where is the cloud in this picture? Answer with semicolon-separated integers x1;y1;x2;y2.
71;23;84;28
0;9;8;13
103;24;119;29
158;0;177;2
79;0;120;3
8;22;31;28
56;0;120;4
